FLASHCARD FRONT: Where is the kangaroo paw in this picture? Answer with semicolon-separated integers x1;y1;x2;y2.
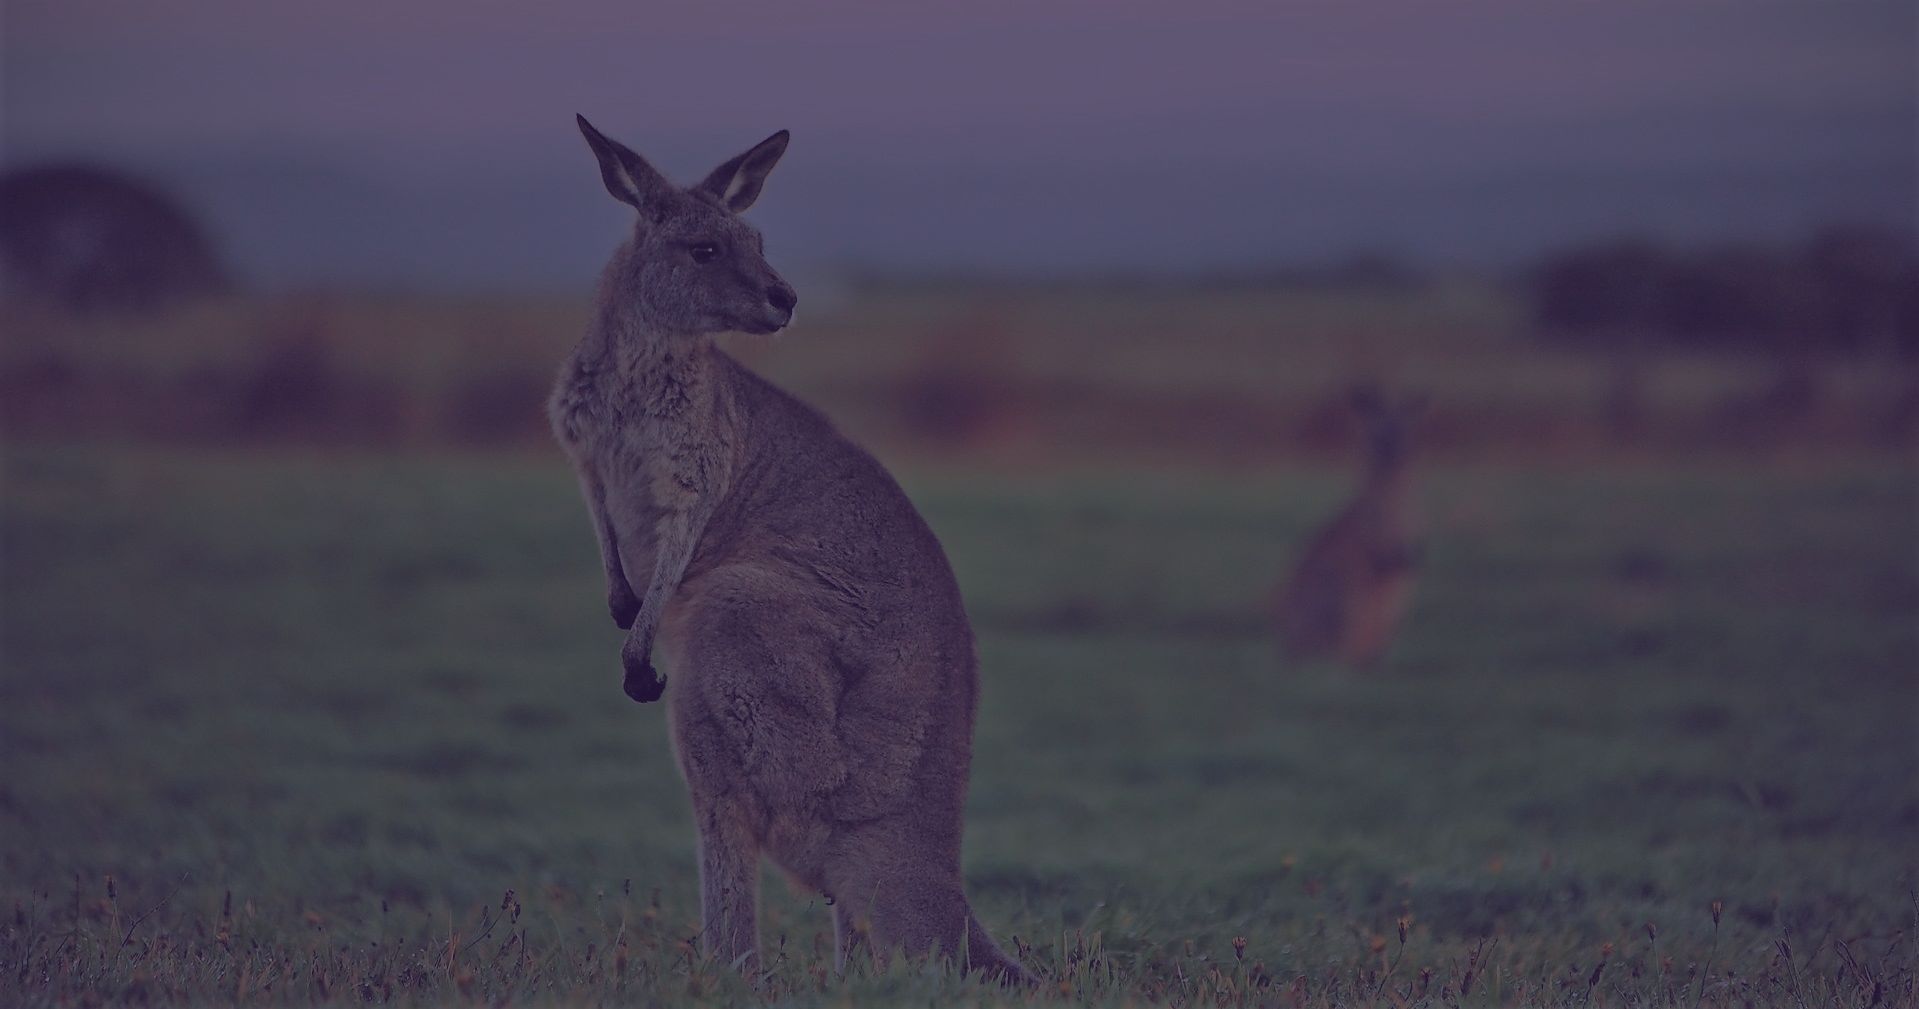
621;650;667;703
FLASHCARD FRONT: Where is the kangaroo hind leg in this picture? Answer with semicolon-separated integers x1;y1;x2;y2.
693;801;760;971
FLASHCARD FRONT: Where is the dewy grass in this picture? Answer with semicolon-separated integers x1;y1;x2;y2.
1;445;1913;1006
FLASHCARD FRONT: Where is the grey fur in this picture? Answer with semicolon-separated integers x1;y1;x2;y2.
1274;386;1426;669
548;118;1031;985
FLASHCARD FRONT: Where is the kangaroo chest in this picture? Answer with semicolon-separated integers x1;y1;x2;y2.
577;366;734;566
607;422;724;523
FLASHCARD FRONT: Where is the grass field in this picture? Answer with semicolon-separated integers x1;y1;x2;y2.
2;441;1913;1006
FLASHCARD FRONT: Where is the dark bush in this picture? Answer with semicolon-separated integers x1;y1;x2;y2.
1531;227;1917;355
1803;226;1919;354
1532;240;1671;341
0;164;229;314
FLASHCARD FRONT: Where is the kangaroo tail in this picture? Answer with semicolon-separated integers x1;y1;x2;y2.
965;912;1038;986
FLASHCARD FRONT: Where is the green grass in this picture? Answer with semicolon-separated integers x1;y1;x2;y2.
2;444;1914;1006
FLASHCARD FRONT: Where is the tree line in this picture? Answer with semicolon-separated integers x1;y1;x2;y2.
1530;227;1918;356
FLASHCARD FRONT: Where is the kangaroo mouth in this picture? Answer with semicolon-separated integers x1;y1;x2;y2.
735;311;791;335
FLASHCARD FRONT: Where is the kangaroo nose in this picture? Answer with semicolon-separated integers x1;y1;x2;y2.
766;283;797;314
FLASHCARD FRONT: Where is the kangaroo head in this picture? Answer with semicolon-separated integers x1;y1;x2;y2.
577;115;798;336
1349;385;1427;468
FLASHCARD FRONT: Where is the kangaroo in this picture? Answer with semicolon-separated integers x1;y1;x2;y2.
1274;386;1425;669
547;116;1031;984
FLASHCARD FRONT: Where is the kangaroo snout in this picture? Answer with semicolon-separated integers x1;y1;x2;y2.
766;281;797;315
753;278;797;332
738;273;797;334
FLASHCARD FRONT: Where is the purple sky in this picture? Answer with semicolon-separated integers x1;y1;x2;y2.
7;1;1913;288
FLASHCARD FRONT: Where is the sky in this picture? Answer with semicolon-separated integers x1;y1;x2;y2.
5;0;1914;290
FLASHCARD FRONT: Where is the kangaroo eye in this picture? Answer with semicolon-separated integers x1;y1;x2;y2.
689;243;719;264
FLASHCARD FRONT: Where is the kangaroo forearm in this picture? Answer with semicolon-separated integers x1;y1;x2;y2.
631;514;702;640
572;468;641;630
573;470;629;584
617;514;701;704
594;510;634;596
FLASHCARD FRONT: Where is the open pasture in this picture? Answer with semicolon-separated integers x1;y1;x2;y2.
3;441;1912;1006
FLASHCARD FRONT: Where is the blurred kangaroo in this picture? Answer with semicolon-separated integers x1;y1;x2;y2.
547;117;1030;984
1274;386;1426;668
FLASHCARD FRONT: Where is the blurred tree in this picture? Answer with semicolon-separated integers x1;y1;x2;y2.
1531;239;1671;342
1531;228;1918;443
0;164;229;314
1532;228;1917;355
1659;246;1821;351
1801;226;1918;356
1666;247;1829;435
1530;239;1670;439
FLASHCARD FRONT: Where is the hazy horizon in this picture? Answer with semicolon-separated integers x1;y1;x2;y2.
6;0;1913;291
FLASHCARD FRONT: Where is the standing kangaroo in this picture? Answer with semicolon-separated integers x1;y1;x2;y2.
548;116;1030;984
1274;386;1425;668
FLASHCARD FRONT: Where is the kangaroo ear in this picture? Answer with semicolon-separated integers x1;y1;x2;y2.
695;130;789;213
577;115;673;217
